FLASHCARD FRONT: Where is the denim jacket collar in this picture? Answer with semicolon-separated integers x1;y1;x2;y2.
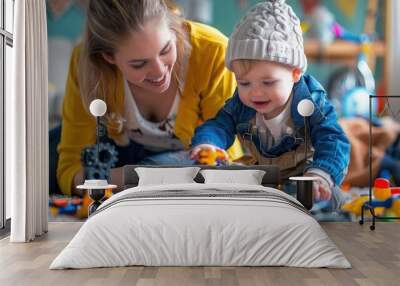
291;75;326;126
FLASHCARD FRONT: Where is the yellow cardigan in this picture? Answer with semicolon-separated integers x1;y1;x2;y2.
57;21;242;195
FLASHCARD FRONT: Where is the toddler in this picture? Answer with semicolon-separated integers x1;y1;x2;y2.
190;0;350;208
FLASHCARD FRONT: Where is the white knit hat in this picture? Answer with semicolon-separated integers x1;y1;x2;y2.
226;0;307;73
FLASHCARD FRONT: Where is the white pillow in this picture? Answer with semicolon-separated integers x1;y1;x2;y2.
135;167;201;186
200;169;266;185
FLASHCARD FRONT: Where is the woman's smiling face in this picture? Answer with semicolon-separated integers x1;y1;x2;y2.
103;18;177;94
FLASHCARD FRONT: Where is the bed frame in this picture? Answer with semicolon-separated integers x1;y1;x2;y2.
117;164;313;210
120;164;281;189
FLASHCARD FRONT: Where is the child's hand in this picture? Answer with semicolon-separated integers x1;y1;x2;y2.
304;173;332;202
190;144;229;164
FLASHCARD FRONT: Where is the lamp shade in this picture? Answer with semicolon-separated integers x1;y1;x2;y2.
297;99;315;117
89;99;107;117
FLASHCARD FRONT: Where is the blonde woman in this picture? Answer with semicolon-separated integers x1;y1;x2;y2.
53;0;242;196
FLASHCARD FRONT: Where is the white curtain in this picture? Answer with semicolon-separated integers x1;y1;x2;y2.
7;0;48;242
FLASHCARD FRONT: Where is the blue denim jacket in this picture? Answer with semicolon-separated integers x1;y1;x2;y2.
192;75;350;185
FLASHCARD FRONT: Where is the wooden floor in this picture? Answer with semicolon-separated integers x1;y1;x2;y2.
0;222;399;286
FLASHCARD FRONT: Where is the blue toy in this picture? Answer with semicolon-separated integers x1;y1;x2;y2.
340;87;377;119
327;44;377;118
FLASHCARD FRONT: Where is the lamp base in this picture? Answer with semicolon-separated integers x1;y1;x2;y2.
289;176;317;210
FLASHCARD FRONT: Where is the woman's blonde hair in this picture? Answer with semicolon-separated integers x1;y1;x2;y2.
79;0;190;115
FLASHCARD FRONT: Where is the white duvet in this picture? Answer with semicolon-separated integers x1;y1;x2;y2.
50;183;351;269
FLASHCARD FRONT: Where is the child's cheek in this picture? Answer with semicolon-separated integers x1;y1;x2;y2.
238;92;251;107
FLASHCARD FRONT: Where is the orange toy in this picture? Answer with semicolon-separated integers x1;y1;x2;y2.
373;178;392;201
197;148;229;166
75;188;114;218
75;193;91;218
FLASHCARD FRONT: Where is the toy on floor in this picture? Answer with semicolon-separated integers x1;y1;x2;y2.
49;196;83;217
342;196;369;217
367;178;400;217
50;190;114;219
342;178;400;219
50;99;119;219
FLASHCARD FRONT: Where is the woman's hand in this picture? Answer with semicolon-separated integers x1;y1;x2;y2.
190;144;229;164
304;173;332;202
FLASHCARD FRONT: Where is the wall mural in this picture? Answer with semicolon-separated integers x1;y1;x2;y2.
47;0;394;224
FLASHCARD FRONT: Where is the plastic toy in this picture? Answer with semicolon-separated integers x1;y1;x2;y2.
50;99;119;219
82;142;118;180
300;1;378;119
373;178;392;200
327;48;377;119
339;86;377;119
366;179;400;214
343;178;400;221
197;148;229;166
49;196;83;217
301;1;369;46
302;4;336;45
342;196;369;217
75;194;92;218
50;187;115;219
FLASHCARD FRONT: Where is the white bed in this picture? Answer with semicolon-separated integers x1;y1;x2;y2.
50;182;351;269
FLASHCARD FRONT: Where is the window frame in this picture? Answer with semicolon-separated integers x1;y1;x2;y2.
0;0;14;231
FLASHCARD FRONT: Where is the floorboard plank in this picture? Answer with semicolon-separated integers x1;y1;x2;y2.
0;222;399;286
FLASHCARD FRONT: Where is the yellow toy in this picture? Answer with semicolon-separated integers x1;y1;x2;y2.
342;196;370;217
343;178;400;220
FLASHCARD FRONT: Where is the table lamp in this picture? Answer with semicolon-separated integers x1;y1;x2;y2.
290;99;316;210
76;99;117;215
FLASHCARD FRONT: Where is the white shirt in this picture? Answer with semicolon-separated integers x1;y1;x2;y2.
124;81;184;152
255;96;294;150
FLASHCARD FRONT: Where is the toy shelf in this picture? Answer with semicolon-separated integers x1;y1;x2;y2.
304;0;389;73
304;39;385;61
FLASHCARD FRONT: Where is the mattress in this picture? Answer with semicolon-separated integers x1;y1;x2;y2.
50;183;351;269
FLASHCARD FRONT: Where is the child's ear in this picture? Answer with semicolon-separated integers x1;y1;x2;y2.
292;68;301;82
102;52;115;65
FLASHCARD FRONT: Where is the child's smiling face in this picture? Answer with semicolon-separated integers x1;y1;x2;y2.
232;60;301;120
